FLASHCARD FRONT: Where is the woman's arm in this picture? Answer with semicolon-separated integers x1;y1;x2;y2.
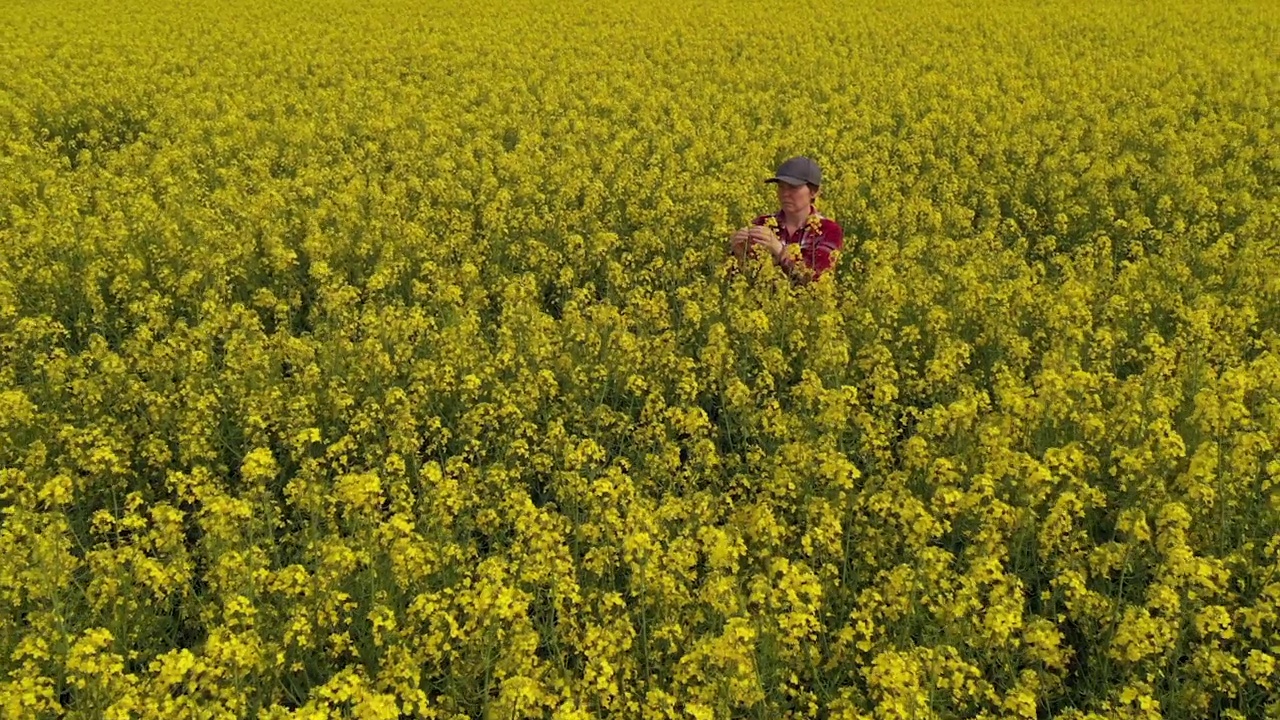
789;222;845;284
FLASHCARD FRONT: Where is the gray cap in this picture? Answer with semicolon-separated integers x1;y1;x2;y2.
765;156;822;187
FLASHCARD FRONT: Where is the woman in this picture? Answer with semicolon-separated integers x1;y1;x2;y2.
729;156;844;283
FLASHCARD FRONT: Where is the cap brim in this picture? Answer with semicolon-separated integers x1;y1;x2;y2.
764;175;810;186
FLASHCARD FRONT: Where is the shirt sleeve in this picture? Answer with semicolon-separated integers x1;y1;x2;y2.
805;221;845;280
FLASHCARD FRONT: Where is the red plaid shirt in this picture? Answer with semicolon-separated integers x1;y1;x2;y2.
751;205;844;281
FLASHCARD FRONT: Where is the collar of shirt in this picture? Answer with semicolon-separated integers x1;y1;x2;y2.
771;205;823;243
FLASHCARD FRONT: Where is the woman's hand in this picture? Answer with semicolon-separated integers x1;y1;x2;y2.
748;225;784;261
730;227;753;260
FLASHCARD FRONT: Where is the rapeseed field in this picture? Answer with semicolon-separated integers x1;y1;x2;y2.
1;0;1278;717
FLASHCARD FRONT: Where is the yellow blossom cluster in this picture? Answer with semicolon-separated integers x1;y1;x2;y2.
1;0;1278;717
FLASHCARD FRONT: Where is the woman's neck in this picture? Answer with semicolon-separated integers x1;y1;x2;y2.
782;206;811;231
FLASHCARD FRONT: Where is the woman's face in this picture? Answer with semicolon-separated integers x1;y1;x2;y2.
776;181;815;216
